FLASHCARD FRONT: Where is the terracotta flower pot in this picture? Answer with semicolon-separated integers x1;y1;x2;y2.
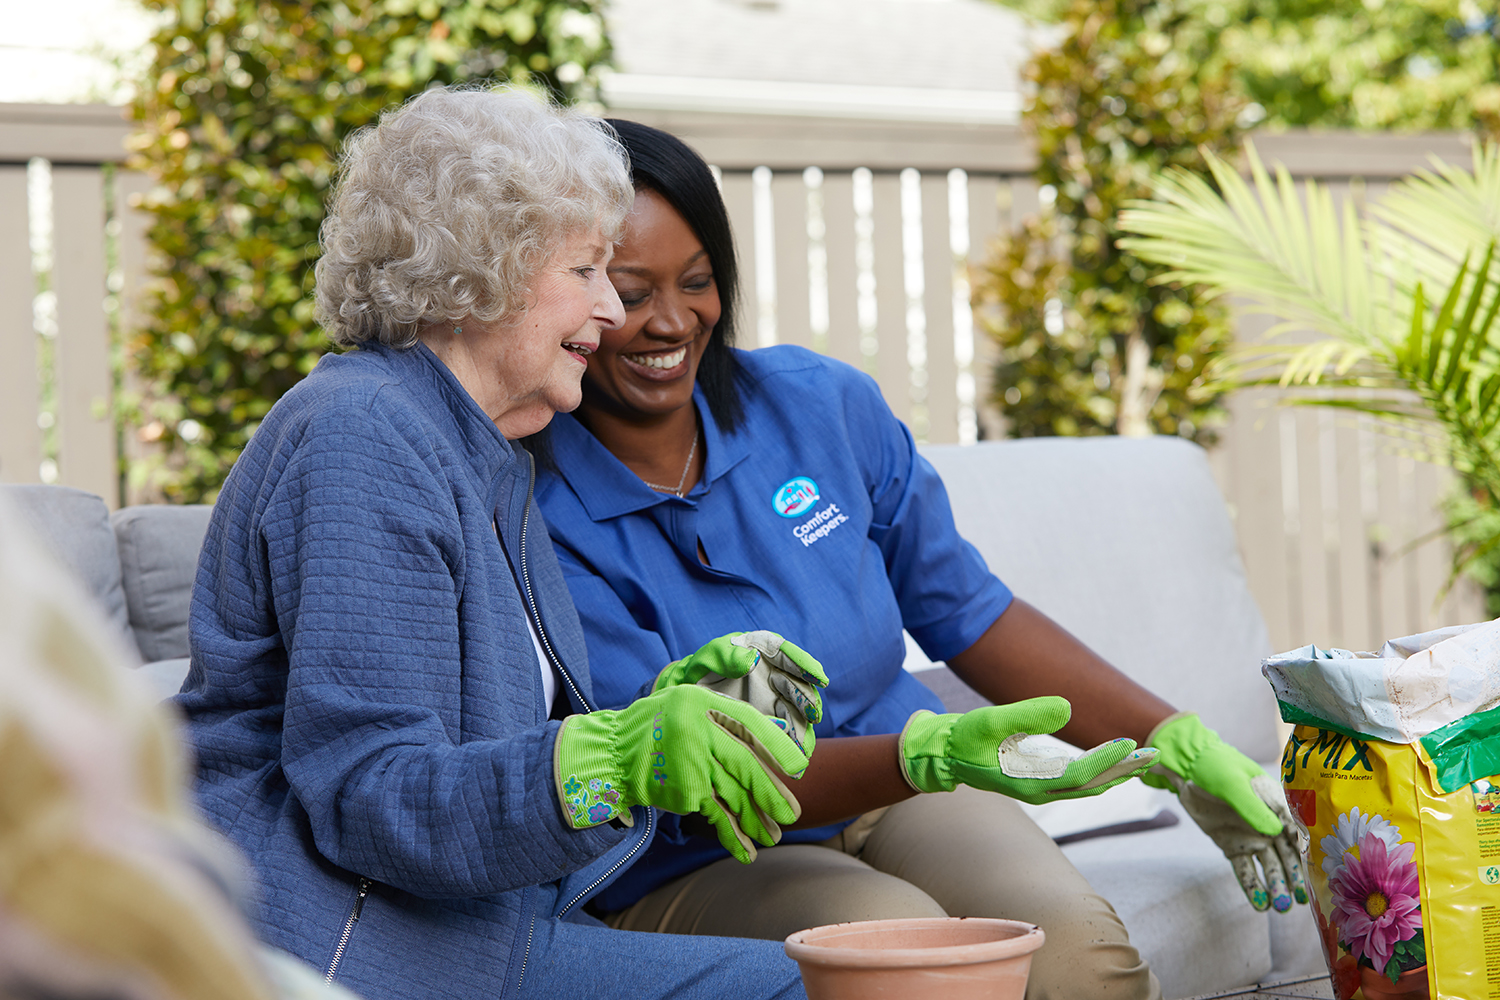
783;917;1045;1000
1357;963;1429;1000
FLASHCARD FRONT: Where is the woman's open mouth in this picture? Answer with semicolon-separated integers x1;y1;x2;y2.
620;346;688;379
563;341;596;363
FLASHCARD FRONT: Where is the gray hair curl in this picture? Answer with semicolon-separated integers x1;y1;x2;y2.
315;85;633;348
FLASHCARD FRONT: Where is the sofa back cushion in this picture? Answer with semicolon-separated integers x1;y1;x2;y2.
2;483;138;659
111;504;214;663
916;436;1280;762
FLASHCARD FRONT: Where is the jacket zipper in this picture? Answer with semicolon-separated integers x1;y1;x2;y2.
514;887;537;994
555;807;655;919
324;876;371;983
517;459;591;713
514;458;594;989
520;461;657;917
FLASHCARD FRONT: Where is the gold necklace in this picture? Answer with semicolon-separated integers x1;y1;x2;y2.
641;430;700;497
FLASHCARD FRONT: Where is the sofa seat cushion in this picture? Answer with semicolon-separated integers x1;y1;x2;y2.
1064;812;1272;999
111;505;214;663
4;484;136;658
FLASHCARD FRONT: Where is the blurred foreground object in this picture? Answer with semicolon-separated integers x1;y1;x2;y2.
0;493;351;1000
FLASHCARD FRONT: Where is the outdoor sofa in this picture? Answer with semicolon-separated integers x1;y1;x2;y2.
3;433;1325;999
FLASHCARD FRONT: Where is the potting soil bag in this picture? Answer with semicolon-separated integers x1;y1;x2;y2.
1264;620;1500;1000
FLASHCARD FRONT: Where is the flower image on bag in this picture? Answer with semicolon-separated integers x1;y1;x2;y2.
1325;821;1424;980
1321;808;1400;879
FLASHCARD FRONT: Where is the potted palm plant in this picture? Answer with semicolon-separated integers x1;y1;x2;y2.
1117;142;1500;591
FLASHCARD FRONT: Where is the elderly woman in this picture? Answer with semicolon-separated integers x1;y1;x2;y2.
178;88;818;1000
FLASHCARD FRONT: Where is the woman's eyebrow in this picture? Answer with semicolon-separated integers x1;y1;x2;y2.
607;250;710;275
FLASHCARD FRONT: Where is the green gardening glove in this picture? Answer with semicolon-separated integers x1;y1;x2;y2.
897;696;1159;804
1145;712;1308;912
653;631;828;759
555;684;809;863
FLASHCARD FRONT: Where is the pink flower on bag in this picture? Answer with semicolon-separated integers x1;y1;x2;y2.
1328;832;1422;972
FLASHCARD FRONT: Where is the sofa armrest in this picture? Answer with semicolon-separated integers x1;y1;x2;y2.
2;483;137;658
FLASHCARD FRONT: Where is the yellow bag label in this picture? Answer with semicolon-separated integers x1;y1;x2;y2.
1283;724;1500;999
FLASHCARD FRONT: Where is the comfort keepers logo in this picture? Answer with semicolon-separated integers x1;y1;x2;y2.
772;477;820;518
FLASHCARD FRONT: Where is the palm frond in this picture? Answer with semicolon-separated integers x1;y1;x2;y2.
1374;144;1500;277
1119;142;1398;358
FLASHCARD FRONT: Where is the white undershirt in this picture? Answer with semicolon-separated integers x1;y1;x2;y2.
497;519;560;712
527;614;560;713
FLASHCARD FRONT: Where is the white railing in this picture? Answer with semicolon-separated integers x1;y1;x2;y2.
0;100;1486;651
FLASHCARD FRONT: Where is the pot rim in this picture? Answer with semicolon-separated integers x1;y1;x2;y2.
784;917;1045;970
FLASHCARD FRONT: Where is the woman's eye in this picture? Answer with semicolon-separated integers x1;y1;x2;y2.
617;291;648;308
685;276;714;292
574;267;596;279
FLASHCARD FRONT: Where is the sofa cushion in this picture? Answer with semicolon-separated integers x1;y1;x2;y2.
2;483;137;658
138;657;193;701
913;437;1280;762
111;505;214;663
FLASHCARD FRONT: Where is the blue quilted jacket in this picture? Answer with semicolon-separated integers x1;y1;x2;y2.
179;342;651;1000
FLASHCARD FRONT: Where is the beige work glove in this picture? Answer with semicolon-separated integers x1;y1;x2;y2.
655;631;828;759
1164;770;1309;912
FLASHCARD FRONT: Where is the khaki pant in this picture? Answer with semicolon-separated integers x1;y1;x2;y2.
606;786;1161;1000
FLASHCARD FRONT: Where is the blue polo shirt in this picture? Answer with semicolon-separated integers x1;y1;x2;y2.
536;345;1012;908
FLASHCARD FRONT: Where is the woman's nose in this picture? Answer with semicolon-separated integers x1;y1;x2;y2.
596;274;625;330
646;292;694;338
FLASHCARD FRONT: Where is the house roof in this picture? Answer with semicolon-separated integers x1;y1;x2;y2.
602;0;1033;123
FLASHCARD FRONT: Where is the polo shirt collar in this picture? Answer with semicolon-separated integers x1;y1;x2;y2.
549;383;752;522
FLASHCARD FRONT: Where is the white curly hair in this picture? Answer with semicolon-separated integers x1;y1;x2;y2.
315;85;633;347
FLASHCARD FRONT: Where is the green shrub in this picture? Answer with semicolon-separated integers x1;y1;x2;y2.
1223;0;1500;133
128;0;609;502
974;0;1240;444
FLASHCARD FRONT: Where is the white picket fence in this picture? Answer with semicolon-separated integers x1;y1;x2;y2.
0;101;1486;652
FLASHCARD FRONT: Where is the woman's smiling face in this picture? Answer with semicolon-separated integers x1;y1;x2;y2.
581;188;721;421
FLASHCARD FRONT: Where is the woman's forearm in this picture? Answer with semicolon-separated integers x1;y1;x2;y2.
947;598;1176;748
778;598;1180;831
785;733;917;829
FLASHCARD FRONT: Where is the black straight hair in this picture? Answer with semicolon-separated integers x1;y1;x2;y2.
606;119;746;433
520;120;747;468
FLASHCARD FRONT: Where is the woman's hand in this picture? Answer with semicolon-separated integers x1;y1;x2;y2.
1146;712;1308;912
553;685;811;863
653;631;828;756
898;697;1158;802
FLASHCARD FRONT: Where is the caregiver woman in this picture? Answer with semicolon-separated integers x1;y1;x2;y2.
532;120;1310;1000
178;89;819;1000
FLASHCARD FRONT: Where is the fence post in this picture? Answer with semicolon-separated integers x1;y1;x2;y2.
921;171;958;444
0;165;39;485
51;165;117;506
